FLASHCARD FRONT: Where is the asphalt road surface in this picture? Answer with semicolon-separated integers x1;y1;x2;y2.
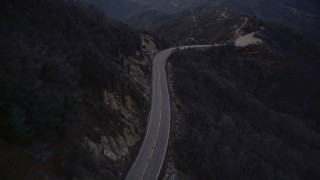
125;45;212;180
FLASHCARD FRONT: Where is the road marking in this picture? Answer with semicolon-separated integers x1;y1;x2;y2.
126;47;212;180
140;59;163;180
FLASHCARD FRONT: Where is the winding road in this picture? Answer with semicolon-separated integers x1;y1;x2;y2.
125;45;212;180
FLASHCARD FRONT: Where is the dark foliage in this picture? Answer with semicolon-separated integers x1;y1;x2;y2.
150;11;242;45
0;0;151;179
126;0;320;46
82;0;143;18
169;40;320;179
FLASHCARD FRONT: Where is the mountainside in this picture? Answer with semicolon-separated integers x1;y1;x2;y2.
164;20;320;180
0;0;165;179
127;0;320;45
136;0;320;15
82;0;142;18
82;0;320;45
128;10;265;46
1;0;320;180
149;11;260;45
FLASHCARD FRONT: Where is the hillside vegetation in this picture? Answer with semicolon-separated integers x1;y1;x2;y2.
167;26;320;179
126;0;320;46
82;0;142;18
148;10;251;45
0;0;164;179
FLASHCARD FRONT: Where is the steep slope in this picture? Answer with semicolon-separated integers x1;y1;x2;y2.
82;0;143;18
149;11;256;45
129;10;261;45
0;0;164;179
128;0;320;45
81;0;320;45
126;9;168;30
136;0;320;15
164;23;320;180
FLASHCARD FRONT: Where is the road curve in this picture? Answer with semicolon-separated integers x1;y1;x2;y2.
125;45;212;180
